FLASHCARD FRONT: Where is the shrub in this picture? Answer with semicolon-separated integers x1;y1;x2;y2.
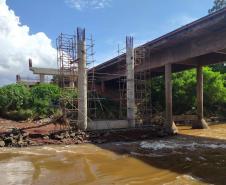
4;109;34;121
31;83;61;117
0;83;31;113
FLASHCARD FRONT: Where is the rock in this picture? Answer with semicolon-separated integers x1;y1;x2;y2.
13;134;19;140
43;135;49;140
61;139;68;143
76;140;83;144
22;132;29;138
199;156;207;161
70;133;76;137
27;140;36;146
12;128;20;134
77;135;83;141
55;134;64;140
185;157;192;162
4;137;16;146
60;132;66;138
65;131;70;138
0;140;5;147
18;139;25;147
18;134;23;140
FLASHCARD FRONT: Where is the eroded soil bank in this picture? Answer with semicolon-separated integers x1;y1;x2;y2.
0;118;168;147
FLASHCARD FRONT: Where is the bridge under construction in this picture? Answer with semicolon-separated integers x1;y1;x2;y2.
17;8;226;134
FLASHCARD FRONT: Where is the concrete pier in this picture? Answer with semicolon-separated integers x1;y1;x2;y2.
192;65;209;129
40;74;45;83
126;36;136;128
77;28;88;130
164;64;178;134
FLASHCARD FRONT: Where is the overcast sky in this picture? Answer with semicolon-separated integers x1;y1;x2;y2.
0;0;214;85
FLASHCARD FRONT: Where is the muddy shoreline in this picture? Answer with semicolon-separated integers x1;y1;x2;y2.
0;124;170;147
0;117;225;148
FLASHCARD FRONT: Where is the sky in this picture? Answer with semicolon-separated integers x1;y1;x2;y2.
0;0;214;85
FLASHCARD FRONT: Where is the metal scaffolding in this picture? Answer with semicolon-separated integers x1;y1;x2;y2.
56;29;102;129
87;35;102;120
56;33;78;128
118;43;152;125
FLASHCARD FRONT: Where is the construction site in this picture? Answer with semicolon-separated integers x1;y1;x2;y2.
1;1;226;184
14;8;226;135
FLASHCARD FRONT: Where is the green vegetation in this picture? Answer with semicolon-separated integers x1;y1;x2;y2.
150;66;226;117
31;83;61;117
0;66;225;121
209;0;226;13
0;83;61;121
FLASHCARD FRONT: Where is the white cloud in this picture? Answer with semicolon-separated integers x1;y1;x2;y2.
65;0;111;10
0;0;57;86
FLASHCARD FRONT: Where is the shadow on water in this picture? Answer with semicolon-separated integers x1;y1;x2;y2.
96;124;226;185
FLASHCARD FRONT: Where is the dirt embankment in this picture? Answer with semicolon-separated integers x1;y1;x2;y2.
0;118;168;147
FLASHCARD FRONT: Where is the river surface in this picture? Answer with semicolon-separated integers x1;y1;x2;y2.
0;123;226;185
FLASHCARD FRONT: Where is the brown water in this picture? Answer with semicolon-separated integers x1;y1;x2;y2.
0;123;226;185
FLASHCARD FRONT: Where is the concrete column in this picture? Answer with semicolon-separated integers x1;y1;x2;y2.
40;74;45;83
164;64;178;134
192;65;208;129
126;36;136;128
77;28;87;130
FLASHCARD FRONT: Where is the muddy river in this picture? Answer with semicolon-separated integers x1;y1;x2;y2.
0;124;226;185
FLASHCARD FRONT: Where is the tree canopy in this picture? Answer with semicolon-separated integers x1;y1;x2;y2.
209;0;226;13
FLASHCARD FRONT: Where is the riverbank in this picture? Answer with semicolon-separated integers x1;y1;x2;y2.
0;118;169;147
0;117;225;147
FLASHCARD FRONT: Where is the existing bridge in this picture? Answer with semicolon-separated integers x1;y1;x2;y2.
91;8;226;133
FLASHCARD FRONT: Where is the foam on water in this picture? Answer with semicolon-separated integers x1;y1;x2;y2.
140;139;226;150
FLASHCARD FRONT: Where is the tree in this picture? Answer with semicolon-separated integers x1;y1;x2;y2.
209;0;226;13
149;67;226;116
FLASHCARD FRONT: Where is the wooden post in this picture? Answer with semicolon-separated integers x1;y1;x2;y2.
164;64;178;134
192;65;208;129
